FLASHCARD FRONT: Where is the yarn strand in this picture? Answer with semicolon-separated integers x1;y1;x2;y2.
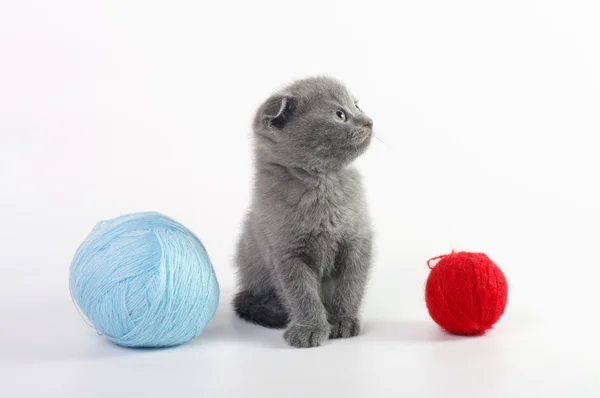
427;250;458;269
427;255;446;269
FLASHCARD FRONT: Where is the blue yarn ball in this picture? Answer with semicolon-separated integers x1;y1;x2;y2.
69;212;219;348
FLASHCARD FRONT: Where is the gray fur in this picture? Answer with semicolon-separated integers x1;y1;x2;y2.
233;76;373;348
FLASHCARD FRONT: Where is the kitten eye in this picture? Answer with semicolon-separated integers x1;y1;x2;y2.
336;110;346;121
355;101;362;112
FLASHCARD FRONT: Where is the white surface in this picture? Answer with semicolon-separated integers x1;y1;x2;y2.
1;0;599;397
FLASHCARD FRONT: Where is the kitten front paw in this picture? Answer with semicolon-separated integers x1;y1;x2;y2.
284;323;330;348
329;317;360;339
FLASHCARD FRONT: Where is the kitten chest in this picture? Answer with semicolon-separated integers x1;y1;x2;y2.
299;183;350;274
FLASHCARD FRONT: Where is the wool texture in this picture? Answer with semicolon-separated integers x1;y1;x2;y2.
69;212;219;348
425;251;507;335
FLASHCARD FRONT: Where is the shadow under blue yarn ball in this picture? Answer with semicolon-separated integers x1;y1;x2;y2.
69;212;219;348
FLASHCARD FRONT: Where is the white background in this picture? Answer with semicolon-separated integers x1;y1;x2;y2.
1;0;599;397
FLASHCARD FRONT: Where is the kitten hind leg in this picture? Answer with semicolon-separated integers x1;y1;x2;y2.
233;290;290;329
234;223;289;328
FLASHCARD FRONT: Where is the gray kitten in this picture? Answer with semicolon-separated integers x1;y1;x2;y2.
233;76;373;348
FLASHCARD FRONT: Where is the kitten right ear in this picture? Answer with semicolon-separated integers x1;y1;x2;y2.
262;95;297;129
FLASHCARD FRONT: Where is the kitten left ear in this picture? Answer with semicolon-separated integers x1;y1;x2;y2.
262;95;297;129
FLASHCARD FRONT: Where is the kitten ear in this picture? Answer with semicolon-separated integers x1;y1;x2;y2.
262;95;297;129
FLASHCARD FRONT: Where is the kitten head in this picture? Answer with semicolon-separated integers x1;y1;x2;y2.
253;76;373;171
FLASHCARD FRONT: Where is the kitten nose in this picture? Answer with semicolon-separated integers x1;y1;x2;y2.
363;118;373;128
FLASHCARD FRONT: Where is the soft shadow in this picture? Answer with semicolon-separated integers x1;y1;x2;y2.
196;290;471;347
3;289;474;363
360;319;470;342
0;296;140;364
0;289;289;364
188;288;288;349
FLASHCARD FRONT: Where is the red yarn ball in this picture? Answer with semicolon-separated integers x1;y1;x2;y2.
425;251;508;335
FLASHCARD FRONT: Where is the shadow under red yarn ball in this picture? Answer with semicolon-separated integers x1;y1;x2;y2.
425;251;508;335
